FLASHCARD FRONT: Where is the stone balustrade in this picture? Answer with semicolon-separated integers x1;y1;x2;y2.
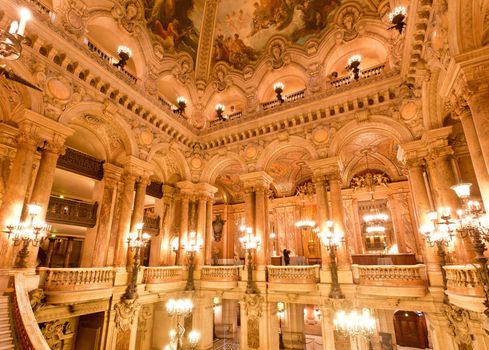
444;265;485;297
38;267;115;292
201;266;240;282
355;264;427;286
267;265;320;284
142;266;183;284
12;273;51;350
353;264;428;297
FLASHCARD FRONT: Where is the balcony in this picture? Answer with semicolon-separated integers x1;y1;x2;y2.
37;267;115;304
46;196;98;228
201;266;240;290
444;265;487;312
57;147;104;180
352;264;428;297
267;265;320;293
142;266;183;293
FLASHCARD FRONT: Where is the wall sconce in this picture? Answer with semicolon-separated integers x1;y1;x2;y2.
273;82;285;103
215;104;226;121
388;6;407;34
176;96;187;114
0;8;31;61
347;55;362;81
113;45;132;69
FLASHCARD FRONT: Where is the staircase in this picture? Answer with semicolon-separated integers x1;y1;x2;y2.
0;296;15;350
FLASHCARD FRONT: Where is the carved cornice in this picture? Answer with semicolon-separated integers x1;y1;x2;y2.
239;171;274;191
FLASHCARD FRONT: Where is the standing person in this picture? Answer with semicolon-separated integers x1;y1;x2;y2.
283;248;290;266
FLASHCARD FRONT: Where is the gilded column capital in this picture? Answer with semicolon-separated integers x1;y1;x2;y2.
123;155;154;179
103;163;123;187
306;157;343;179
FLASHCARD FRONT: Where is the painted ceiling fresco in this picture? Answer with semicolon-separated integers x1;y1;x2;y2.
213;0;343;70
144;0;205;62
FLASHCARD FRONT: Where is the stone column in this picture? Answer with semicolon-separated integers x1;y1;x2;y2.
177;193;189;266
25;139;66;267
90;164;122;267
425;312;457;350
114;173;137;267
457;109;489;209
327;171;350;271
0;125;41;268
151;185;175;266
192;297;214;350
463;89;489;173
130;177;150;233
398;144;442;282
239;295;279;350
312;175;330;268
205;198;213;265
319;306;336;350
282;303;305;350
195;195;207;267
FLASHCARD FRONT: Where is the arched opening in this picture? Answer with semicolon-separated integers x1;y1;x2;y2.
393;310;429;349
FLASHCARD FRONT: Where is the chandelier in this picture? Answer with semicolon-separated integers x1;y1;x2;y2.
295;163;316;229
165;298;200;350
0;8;31;61
334;308;376;349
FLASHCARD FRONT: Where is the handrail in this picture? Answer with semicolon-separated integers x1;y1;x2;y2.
142;266;183;284
201;265;240;281
444;264;485;297
12;273;51;350
355;264;427;286
267;265;320;283
38;267;115;291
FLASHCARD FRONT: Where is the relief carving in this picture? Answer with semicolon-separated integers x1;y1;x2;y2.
114;298;140;332
247;318;260;349
40;319;74;349
442;304;472;347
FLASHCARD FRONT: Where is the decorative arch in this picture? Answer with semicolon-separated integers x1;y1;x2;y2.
328;116;414;157
200;153;247;185
256;136;319;171
147;142;191;182
58;102;139;160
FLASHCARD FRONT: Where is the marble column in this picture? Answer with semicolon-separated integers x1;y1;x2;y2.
130;177;150;233
239;296;279;350
313;176;330;269
282;303;305;350
327;172;350;270
464;90;489;172
25;139;66;267
425;313;457;350
457;110;489;209
151;185;175;266
205;198;213;265
114;173;137;267
254;185;270;268
90;164;122;267
319;306;336;350
195;195;207;267
192;297;214;350
0;127;40;268
177;194;189;266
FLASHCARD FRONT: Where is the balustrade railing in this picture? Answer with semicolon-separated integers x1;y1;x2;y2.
57;147;104;180
329;63;386;88
261;89;306;111
355;264;427;286
201;266;240;281
444;265;485;297
46;196;98;227
142;266;183;284
267;265;320;284
12;273;51;350
37;267;115;291
143;215;161;234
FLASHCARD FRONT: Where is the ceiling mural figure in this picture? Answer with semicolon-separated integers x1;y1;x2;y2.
144;0;205;63
213;0;343;70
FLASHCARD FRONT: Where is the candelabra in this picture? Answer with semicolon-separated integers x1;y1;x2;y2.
182;231;203;291
451;183;489;315
273;82;285;103
388;6;407;34
113;45;132;69
334;308;376;350
419;208;455;303
317;220;345;299
176;96;187;114
347;55;362;80
239;225;260;294
0;8;31;61
165;298;200;350
123;223;150;300
215;104;226;121
5;204;50;268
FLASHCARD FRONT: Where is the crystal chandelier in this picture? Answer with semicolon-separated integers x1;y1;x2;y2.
295;163;316;229
165;298;200;350
334;308;376;349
